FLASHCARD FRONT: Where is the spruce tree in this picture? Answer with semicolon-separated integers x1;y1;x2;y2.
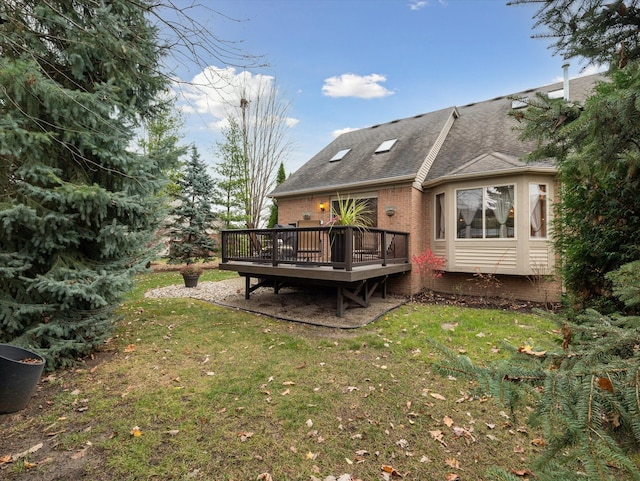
167;146;217;265
0;1;169;367
438;3;640;479
509;0;640;311
214;117;249;228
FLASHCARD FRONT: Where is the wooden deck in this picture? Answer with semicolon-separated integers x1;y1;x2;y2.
220;226;411;317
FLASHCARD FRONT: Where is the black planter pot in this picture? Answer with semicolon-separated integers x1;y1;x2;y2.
330;231;346;269
182;274;200;288
0;344;46;414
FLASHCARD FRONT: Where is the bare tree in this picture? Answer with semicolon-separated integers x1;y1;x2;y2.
238;80;293;227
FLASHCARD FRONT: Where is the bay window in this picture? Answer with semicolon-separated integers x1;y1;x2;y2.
456;185;515;239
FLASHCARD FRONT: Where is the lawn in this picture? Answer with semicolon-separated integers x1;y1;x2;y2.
1;269;560;481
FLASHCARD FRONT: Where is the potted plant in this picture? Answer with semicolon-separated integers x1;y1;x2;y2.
0;344;46;413
327;194;373;267
179;263;204;288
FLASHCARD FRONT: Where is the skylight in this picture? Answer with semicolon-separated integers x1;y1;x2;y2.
375;138;397;153
547;89;564;99
511;98;528;109
330;148;351;162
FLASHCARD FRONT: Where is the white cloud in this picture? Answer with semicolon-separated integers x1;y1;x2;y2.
174;65;298;132
332;126;363;138
409;1;429;11
322;73;394;99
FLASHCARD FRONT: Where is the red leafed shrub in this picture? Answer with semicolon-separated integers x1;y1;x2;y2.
412;248;446;291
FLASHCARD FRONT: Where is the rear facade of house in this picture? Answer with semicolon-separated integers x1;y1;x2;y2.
270;74;604;304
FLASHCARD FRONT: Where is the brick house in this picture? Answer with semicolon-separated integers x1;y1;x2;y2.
269;73;604;304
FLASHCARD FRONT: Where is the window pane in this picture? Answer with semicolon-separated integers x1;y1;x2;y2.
456;189;482;238
486;185;514;238
435;193;445;239
331;197;378;227
530;184;547;238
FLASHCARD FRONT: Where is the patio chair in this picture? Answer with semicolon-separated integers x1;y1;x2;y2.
247;223;271;258
353;230;379;261
296;219;322;261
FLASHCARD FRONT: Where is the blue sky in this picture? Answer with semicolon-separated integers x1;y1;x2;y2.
166;0;602;175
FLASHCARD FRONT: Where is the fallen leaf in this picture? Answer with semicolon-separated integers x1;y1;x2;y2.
396;439;409;449
511;468;534;477
306;419;313;428
23;460;37;469
165;430;180;436
517;345;546;357
256;473;273;481
305;451;317;460
238;431;254;442
597;377;614;392
282;381;296;386
513;445;525;453
281;388;290;396
443;416;454;427
124;344;136;352
12;443;43;461
445;474;460;481
429;430;447;447
70;447;88;460
130;426;142;437
430;392;446;401
445;457;460;469
381;464;404;477
531;438;545;447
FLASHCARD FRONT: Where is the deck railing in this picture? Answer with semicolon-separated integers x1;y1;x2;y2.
221;226;409;271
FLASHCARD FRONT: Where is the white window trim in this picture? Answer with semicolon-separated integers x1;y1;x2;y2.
454;184;517;240
529;182;549;240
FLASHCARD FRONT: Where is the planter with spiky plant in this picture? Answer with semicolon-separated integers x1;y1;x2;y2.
327;194;373;268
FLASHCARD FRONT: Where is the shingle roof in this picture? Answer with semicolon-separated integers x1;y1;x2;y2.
271;73;605;198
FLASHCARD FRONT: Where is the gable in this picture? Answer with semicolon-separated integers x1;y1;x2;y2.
448;152;524;176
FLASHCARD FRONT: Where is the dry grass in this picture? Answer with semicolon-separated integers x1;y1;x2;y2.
1;270;560;481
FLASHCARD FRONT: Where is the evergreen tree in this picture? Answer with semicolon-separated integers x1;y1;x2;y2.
167;146;217;265
214;117;249;228
508;0;640;68
0;1;169;367
434;260;640;481
509;0;640;311
440;3;640;479
267;162;286;228
139;99;187;199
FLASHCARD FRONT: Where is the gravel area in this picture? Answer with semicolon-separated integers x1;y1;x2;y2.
145;277;407;328
145;276;246;301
